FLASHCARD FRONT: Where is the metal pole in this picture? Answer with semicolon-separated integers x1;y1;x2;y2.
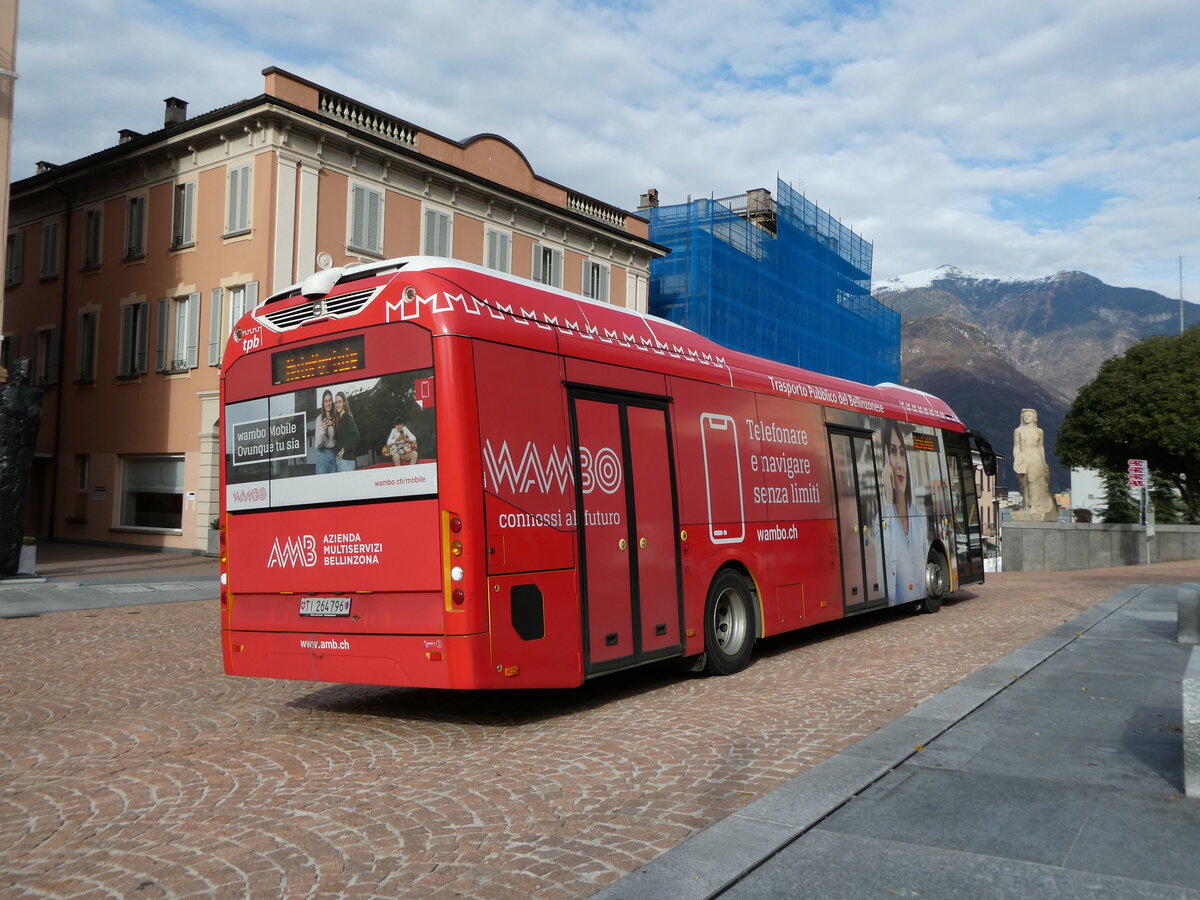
1144;485;1149;565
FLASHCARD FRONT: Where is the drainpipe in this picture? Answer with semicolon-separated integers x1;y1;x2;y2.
46;183;72;541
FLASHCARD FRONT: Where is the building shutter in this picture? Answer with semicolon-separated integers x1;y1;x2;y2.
46;328;61;384
155;297;169;372
367;189;382;252
208;288;223;366
119;305;133;376
134;302;149;374
350;185;366;249
186;292;201;368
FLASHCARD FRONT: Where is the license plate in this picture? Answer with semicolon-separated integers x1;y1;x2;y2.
299;596;351;617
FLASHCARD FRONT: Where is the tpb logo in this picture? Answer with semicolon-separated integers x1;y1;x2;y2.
268;535;317;568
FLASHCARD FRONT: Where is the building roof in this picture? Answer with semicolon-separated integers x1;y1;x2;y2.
11;67;666;253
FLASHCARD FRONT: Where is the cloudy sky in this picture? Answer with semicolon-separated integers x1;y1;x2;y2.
11;0;1200;298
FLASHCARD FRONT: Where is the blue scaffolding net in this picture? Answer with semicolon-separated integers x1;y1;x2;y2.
646;179;900;385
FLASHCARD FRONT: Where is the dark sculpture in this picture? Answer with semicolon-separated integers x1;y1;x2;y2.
0;359;44;576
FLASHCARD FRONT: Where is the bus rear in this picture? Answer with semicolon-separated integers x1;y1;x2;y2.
220;261;499;689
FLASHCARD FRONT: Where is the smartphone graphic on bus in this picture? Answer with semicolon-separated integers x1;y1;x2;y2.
700;413;745;544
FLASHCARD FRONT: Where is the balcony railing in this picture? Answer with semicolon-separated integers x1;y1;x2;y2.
318;92;418;148
567;192;626;229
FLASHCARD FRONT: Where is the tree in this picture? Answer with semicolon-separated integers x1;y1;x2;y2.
1150;472;1184;524
1057;328;1200;523
1097;467;1138;524
347;371;436;465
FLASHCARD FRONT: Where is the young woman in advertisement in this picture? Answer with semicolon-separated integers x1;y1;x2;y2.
334;391;360;472
314;389;337;475
881;419;929;604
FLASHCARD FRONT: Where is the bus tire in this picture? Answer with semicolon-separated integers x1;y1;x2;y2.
703;570;756;675
918;550;949;614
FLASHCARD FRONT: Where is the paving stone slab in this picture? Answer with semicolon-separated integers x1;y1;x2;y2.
1047;639;1190;677
817;767;1100;866
1065;788;1200;888
720;830;1199;900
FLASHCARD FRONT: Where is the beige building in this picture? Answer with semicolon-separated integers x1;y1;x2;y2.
0;0;18;357
2;67;664;553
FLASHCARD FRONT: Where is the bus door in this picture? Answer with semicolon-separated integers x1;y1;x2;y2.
829;428;887;611
942;431;984;583
570;390;683;675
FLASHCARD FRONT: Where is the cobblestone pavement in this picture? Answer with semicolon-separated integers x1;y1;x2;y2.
2;561;1196;899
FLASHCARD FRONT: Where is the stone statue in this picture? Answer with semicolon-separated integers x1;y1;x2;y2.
1011;408;1057;522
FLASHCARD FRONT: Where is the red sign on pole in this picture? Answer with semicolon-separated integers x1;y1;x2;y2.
1127;459;1147;489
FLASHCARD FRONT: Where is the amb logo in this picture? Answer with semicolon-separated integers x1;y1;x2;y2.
268;535;318;568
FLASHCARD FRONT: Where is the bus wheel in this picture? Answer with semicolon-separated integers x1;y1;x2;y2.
703;570;756;675
918;551;949;614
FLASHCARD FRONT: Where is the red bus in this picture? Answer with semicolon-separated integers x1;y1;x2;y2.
220;257;995;689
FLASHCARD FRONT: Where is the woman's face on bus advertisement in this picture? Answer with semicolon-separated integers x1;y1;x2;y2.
323;392;333;414
335;395;345;415
887;432;908;495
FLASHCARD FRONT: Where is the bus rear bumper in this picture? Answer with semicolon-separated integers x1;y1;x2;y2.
222;629;491;689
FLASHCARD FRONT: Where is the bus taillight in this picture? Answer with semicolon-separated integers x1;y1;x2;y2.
443;510;468;610
219;518;229;610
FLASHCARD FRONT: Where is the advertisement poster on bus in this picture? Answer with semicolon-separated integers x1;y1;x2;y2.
877;420;942;605
225;368;436;510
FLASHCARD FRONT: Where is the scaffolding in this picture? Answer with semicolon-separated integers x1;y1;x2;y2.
646;179;899;385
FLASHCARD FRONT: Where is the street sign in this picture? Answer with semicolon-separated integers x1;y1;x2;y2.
1127;459;1148;489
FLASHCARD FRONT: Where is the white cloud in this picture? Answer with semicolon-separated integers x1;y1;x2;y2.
12;0;1200;298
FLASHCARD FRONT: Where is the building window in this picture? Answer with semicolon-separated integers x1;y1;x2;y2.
225;164;251;236
119;455;184;531
349;183;383;256
76;310;99;383
40;221;60;278
33;326;61;385
485;229;511;273
6;231;24;285
82;209;102;269
125;195;147;260
5;232;23;285
71;454;90;522
628;272;648;314
171;182;196;250
582;260;610;303
423;207;451;257
1;333;19;370
118;300;150;377
228;282;258;332
532;245;563;288
157;292;201;373
207;281;258;366
77;454;90;492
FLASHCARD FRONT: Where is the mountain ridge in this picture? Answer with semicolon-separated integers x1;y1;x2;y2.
875;266;1200;491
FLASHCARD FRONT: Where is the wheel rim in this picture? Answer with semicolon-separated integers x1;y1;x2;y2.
712;587;748;654
926;558;946;597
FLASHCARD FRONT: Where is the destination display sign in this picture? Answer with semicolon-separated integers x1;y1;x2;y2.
272;335;366;385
